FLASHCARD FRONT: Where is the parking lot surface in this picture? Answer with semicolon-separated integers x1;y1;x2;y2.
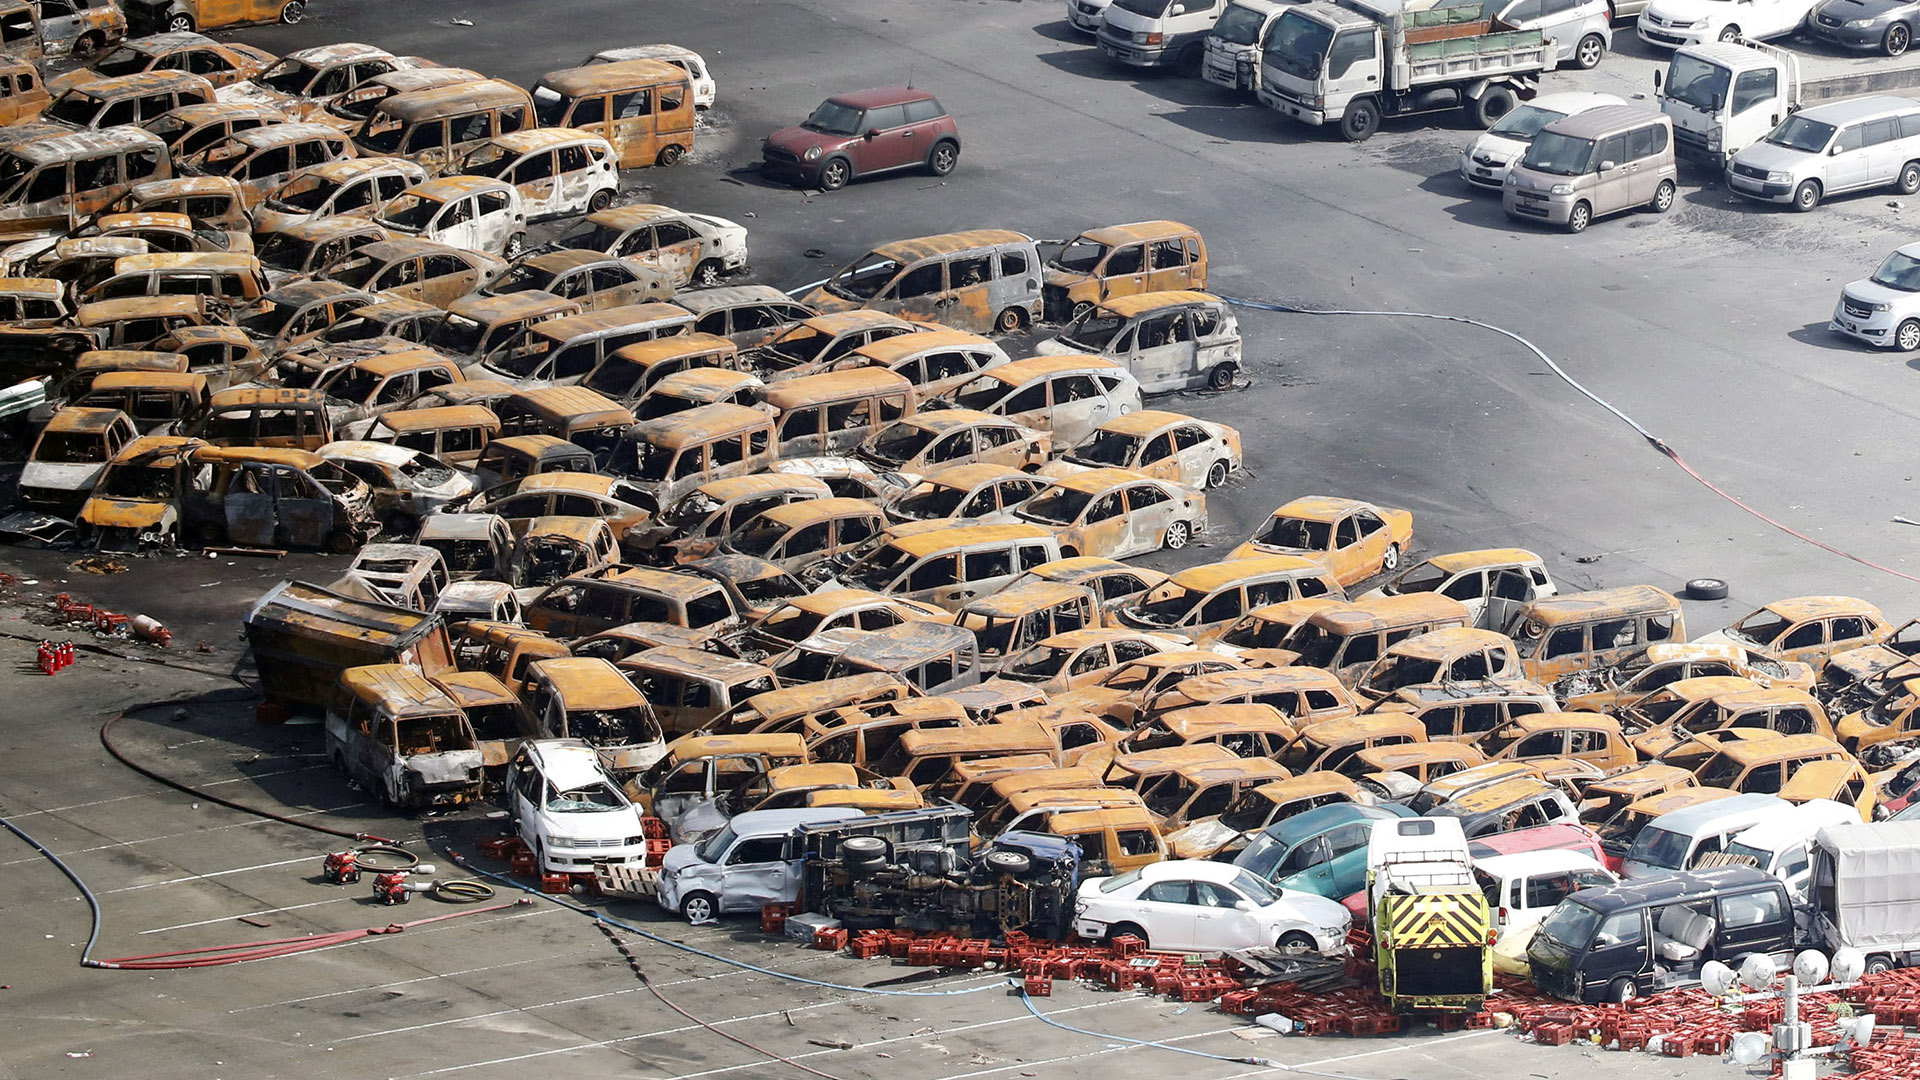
6;0;1920;1077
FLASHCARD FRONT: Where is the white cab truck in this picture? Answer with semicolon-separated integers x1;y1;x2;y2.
1258;0;1556;142
1100;0;1228;74
1656;38;1920;168
1811;820;1920;973
1205;0;1294;92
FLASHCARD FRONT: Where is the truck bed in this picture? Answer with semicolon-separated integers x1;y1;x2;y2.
1404;29;1550;86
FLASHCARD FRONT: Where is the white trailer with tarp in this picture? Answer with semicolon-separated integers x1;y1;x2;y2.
1811;821;1920;974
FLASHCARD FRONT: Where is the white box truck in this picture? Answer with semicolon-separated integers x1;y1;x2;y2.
1811;820;1920;975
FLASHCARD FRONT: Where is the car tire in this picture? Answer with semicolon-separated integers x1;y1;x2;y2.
1608;976;1639;1003
1164;520;1192;550
995;306;1026;334
1381;542;1400;572
681;890;717;924
1899;162;1920;196
1206;460;1230;489
1650;179;1676;213
1899;319;1920;351
694;259;725;288
1277;930;1317;952
502;233;526;260
1865;955;1895;975
1070;301;1093;322
1890;23;1913;56
927;139;959;177
72;32;104;60
1470;86;1516;129
281;0;305;23
818;158;851;191
984;849;1032;876
327;529;358;555
1207;363;1237;391
588;189;614;212
656;143;685;167
1719;23;1741;42
167;12;193;32
1685;577;1730;600
1340;98;1380;143
1566;200;1592;233
1575;33;1606;69
1793;179;1821;212
1107;922;1148;948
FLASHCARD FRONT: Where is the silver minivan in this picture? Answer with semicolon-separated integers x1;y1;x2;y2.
1726;95;1920;212
1504;105;1678;234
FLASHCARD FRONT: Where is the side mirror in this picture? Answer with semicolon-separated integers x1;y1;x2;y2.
1710;93;1724;113
1599;160;1617;171
864;128;879;141
1653;69;1663;92
1831;144;1844;155
1171;2;1187;11
1595;933;1619;947
1234;899;1257;912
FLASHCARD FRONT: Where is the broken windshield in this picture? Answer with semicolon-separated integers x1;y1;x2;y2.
1050;238;1108;274
546;781;626;811
1258;516;1330;550
1067;430;1139;467
825;255;900;301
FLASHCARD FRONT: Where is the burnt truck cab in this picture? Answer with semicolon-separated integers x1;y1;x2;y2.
1526;866;1797;1003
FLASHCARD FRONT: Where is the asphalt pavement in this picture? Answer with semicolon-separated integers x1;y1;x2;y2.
2;0;1916;1076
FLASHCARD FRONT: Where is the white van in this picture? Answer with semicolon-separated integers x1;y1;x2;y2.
1459;91;1625;191
654;806;861;922
1620;792;1795;880
1098;0;1227;74
1726;95;1920;212
1203;0;1290;93
1722;799;1860;903
1474;849;1616;943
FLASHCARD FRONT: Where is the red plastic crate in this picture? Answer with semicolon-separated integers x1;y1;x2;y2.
539;872;571;894
1024;975;1052;997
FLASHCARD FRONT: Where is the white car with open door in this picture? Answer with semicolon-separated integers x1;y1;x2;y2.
1073;858;1352;954
509;738;651;874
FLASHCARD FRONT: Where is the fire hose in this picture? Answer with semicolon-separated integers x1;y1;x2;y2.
87;900;529;970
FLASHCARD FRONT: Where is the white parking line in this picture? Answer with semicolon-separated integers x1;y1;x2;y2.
227;940;615;1012
100;854;316;894
6;764;330;819
141;895;359;935
926;1026;1246;1080
334;969;749;1042
395;969;1028;1078
2;802;371;869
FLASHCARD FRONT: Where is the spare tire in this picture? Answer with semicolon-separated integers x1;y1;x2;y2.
983;849;1032;877
1685;577;1730;601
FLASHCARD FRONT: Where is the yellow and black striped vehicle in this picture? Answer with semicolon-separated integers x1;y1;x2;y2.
1365;817;1493;1013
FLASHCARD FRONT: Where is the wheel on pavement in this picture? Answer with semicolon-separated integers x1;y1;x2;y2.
681;891;717;924
1340;99;1380;143
818;158;851;191
1575;33;1606;69
1566;201;1592;233
1793;179;1821;212
1206;460;1230;488
927;140;958;176
1685;577;1730;601
1651;179;1676;213
1164;520;1192;550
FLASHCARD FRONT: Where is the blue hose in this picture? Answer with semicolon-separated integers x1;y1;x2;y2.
2;810;107;968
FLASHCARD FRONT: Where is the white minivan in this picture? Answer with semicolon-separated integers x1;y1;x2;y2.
1098;0;1226;74
1722;798;1860;903
1726;95;1920;212
1496;0;1611;70
1474;849;1616;943
1620;792;1795;879
1459;91;1626;191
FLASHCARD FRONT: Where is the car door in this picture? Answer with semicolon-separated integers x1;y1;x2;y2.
1143;237;1191;292
716;835;792;912
1589;131;1633;216
551;142;594;216
637;219;703;285
222;461;276;547
1047;374;1113;445
471;189;519;255
1274;834;1338;895
1074;489;1129;558
857;103;915;171
1192;880;1264;950
1098;243;1147;300
1121;482;1176;556
1482;567;1536;631
33;0;79;54
877;259;948;324
1134;877;1201;950
432;194;479;250
1712;887;1791;960
420;253;479;308
509;147;560;219
1124;311;1192;392
272;465;336;547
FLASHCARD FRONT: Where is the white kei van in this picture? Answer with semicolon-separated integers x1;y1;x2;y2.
1620;792;1795;880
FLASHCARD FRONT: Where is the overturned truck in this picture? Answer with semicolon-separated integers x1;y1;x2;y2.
797;806;1080;941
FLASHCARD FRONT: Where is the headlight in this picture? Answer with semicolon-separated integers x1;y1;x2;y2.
1135;31;1163;44
1767;170;1792;183
1870;301;1893;312
1506;172;1520;186
803;146;822;161
1550;183;1573;195
1847;17;1875;26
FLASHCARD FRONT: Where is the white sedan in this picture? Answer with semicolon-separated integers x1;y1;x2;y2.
1073;859;1351;954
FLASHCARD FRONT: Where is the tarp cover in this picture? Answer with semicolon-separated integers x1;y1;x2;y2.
1814;821;1920;949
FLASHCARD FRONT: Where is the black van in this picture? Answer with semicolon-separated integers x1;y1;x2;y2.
1525;867;1796;1004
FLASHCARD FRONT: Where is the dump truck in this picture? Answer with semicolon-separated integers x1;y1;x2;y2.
1366;815;1492;1013
1258;0;1554;142
1655;39;1920;169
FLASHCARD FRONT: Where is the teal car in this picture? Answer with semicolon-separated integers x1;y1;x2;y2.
1232;803;1414;914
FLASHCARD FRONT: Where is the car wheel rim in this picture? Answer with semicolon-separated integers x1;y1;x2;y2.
1167;523;1188;549
686;898;710;921
1579;38;1601;66
1208;463;1227;488
1895;26;1911;52
1902;323;1920;350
